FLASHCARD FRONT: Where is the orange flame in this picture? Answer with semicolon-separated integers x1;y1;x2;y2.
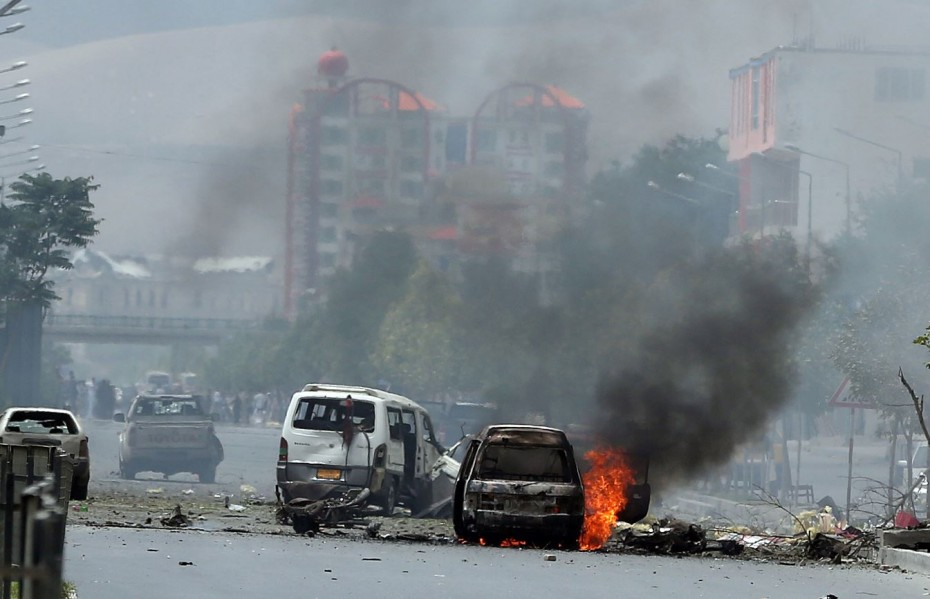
478;538;527;548
579;447;635;551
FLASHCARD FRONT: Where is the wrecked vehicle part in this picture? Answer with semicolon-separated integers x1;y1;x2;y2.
279;488;372;535
276;384;443;516
453;425;585;548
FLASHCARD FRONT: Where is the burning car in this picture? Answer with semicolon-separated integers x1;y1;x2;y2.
452;424;585;548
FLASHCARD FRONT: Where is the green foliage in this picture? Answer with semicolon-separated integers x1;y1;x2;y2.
832;183;930;422
373;262;461;396
0;173;101;310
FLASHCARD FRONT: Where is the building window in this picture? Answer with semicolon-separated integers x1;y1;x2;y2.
358;126;387;146
751;67;760;129
914;157;930;179
400;155;422;173
319;226;337;243
357;177;385;196
876;67;925;101
321;202;339;218
321;179;343;196
401;127;423;149
400;179;423;199
544;160;563;177
321;154;343;171
161;291;168;309
476;129;497;152
319;252;336;268
321;126;347;145
545;132;564;153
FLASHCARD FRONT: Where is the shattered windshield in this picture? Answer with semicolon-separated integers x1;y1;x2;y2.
6;411;78;435
293;398;376;433
133;398;204;417
476;444;571;483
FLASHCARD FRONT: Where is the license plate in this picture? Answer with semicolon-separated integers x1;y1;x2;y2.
316;468;342;480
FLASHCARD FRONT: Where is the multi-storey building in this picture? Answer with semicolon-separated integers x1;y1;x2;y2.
728;42;930;245
285;51;589;318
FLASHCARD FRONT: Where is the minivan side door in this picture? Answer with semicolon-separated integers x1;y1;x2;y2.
418;411;443;477
385;406;406;474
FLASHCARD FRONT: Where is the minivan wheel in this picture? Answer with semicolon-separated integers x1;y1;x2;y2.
119;459;136;480
198;464;217;484
379;476;397;516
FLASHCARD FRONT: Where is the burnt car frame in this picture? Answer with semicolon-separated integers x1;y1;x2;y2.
453;424;585;547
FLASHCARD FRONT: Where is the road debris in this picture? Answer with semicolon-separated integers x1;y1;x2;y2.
160;505;191;528
278;488;372;535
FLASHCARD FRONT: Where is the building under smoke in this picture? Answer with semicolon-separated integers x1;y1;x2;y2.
728;41;930;244
284;50;588;318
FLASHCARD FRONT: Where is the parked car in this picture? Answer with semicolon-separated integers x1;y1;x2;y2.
277;383;444;515
452;424;585;547
113;394;224;482
0;407;90;500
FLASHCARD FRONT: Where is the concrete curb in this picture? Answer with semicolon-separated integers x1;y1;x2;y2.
880;546;930;575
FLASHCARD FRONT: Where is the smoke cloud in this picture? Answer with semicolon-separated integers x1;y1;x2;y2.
593;242;814;487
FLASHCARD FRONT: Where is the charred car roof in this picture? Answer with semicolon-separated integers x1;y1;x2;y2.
476;424;570;446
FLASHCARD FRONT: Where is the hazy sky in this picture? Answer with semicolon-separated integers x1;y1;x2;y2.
4;0;930;258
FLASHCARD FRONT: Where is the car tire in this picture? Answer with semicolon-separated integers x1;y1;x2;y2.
411;481;433;516
198;464;217;484
71;479;89;501
119;460;136;480
379;476;396;516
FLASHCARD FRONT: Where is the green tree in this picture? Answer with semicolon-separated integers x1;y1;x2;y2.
0;174;100;309
373;262;461;397
0;173;100;406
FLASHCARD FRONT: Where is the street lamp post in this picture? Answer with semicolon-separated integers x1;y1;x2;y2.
0;92;28;105
0;61;26;75
833;127;903;188
752;152;814;263
783;143;848;236
646;179;699;205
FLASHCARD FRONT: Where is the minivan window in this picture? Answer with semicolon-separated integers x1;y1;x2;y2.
387;407;403;440
476;444;571;483
293;398;376;432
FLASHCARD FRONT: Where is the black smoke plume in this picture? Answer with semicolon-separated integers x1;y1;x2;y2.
594;237;815;487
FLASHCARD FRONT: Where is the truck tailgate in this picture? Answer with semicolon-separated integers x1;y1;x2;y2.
132;423;210;448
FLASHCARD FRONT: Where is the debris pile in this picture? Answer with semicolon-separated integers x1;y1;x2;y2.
596;514;876;564
160;504;191;528
277;488;372;535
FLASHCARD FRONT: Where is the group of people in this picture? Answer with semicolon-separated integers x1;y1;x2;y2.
58;370;287;427
204;390;288;427
59;371;118;420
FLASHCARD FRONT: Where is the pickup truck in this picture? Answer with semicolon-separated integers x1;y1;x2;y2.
114;394;224;483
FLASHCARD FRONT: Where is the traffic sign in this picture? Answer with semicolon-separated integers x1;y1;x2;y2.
829;376;877;409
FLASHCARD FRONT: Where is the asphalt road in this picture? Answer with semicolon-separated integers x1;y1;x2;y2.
64;526;928;599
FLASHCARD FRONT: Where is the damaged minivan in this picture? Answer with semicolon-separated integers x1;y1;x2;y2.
276;384;444;515
453;424;585;547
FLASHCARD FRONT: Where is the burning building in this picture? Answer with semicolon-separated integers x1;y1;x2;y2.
284;51;590;318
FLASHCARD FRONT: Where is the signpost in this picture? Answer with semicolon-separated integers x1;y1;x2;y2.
828;376;877;523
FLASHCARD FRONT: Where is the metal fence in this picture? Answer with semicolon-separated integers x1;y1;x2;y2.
0;445;71;599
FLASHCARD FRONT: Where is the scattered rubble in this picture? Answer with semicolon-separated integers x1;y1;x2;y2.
160;505;191;528
278;488;372;535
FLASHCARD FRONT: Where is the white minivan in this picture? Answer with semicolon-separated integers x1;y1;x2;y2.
276;383;444;515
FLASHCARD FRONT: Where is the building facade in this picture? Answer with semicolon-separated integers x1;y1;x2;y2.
728;43;930;244
284;51;589;318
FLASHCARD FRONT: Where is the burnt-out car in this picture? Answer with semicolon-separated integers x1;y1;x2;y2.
453;424;584;547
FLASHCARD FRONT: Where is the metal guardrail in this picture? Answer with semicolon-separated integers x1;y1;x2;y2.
0;445;70;599
44;313;261;332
